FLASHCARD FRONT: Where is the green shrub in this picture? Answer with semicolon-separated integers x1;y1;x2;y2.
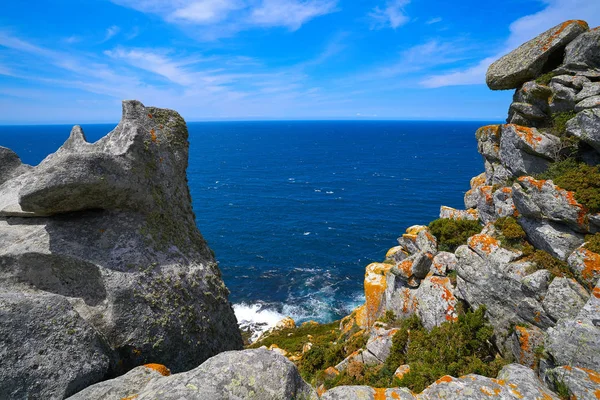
248;320;339;354
525;250;573;278
378;310;397;324
555;379;572;400
584;233;600;254
535;71;557;85
428;219;482;252
536;158;600;213
552;111;577;136
494;217;526;242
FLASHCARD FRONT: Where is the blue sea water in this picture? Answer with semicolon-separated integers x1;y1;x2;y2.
0;120;490;332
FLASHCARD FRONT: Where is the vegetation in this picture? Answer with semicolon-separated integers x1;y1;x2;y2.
554;379;572;400
494;217;527;245
535;71;557;85
536;158;600;213
248;320;340;354
551;111;577;136
428;218;482;252
584;233;600;254
525;250;573;278
324;308;507;393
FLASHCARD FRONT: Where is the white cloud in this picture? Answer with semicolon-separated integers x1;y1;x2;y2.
250;0;337;30
420;0;600;88
369;0;410;30
170;0;244;24
426;17;442;25
64;35;81;44
104;25;120;41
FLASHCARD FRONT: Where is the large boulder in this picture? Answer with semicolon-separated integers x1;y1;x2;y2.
69;349;318;400
567;108;600;152
498;125;560;177
486;20;589;90
563;27;600;70
519;217;584;260
0;101;243;398
546;366;600;400
321;386;416;400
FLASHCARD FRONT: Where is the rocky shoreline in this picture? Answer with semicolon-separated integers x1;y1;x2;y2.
1;19;600;400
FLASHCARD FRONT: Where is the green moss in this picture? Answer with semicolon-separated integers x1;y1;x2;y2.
494;217;529;251
428;219;482;252
584;233;600;254
535;71;557;85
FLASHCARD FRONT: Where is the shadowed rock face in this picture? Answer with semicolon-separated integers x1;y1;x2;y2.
0;101;243;399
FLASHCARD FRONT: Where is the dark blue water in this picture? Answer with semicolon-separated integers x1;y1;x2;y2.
0;121;488;328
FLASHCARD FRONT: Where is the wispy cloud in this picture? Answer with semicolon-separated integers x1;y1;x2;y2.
103;25;120;42
426;17;442;25
420;0;600;88
170;0;244;24
249;0;337;30
369;0;410;30
64;35;81;44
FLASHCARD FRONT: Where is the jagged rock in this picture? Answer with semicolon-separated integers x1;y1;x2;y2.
383;273;419;320
419;364;558;399
568;246;600;289
464;172;487;208
499;125;560;177
551;74;590;90
416;275;458;329
546;317;600;371
0;147;31;186
509;102;548;121
0;293;112;400
484;159;512;186
455;241;553;350
521;269;552;299
476;125;501;161
519;217;584;260
475;185;497;224
546;366;600;400
66;365;166;400
0;101;243;397
493;186;517;218
363;262;395;327
563;27;600;70
431;251;457;276
575;95;600;112
439;206;478;221
69;349;318;400
513;81;553;113
364;328;398;363
576;82;600;102
511;325;545;369
486;20;589;90
513;177;588;232
321;386;416;400
566;108;600;152
392;252;433;281
394;365;411;380
549;81;578;114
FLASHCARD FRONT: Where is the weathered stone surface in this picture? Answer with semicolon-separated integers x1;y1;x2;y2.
476;125;501;161
568;246;600;289
563;27;600;70
67;365;166;400
549;81;578;114
499;125;560;177
511;325;545;369
566;108;600;152
546;318;600;371
546;366;600;400
439;206;478;221
0;147;31;186
364;328;398;363
575;95;600;112
70;349;318;400
392;252;433;281
510;102;548;121
521;269;552;299
551;74;590;90
474;186;497;224
431;251;457;276
519;217;584;260
321;386;416;400
513;81;553;113
419;364;558;399
576;82;600;102
484;159;512;186
486;20;589;90
0;101;243;397
493;186;517;219
384;273;419;320
363;262;395;327
513;177;588;232
416;275;458;329
0;292;111;400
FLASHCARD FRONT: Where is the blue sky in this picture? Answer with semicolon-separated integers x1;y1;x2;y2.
0;0;599;124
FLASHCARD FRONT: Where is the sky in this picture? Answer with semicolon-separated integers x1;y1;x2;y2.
0;0;599;124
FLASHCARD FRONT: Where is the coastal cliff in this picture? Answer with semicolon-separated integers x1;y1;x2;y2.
2;19;600;400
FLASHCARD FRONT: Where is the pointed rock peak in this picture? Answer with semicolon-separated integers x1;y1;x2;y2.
121;100;147;121
62;125;88;151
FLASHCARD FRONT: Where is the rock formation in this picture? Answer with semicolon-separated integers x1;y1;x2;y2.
0;101;242;399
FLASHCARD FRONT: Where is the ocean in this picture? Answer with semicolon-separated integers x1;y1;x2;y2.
0;120;490;335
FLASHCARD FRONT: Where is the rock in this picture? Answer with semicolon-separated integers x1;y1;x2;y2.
486;20;589;90
546;318;600;371
416;275;458;329
419;364;558;399
519;217;585;260
513;177;588;232
550;74;590;90
509;102;548;121
439;206;479;221
476;125;501;161
575;95;600;112
323;366;340;380
66;365;166;400
383;274;419;320
566;108;600;152
521;269;552;299
499;125;560;177
467;233;521;265
546;365;600;400
275;317;296;330
0;101;243;397
302;342;313;354
543;278;589;322
549;81;578;114
563;27;600;70
321;386;416;400
513;81;553;113
568;246;600;289
0;292;111;400
394;364;411;380
0;147;31;186
364;328;398;363
69;349;318;400
464;172;486;208
511;325;545;369
475;186;497;224
483;159;512;186
392;252;433;281
363;262;395;326
268;344;289;357
431;251;457;276
575;82;600;102
493;186;517;219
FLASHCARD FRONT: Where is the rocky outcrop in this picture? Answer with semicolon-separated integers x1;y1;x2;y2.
68;349;318;400
0;101;242;399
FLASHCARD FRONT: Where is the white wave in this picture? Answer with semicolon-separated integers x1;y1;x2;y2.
233;303;287;342
303;232;311;236
326;191;334;194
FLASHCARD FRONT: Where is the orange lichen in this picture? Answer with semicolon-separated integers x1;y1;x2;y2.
563;190;588;226
480;186;494;204
534;311;541;323
150;129;157;143
581;367;600;384
373;388;387;400
578;248;600;284
476;125;501;141
390;392;402;400
395;365;411;380
147;113;153;118
364;263;392;325
121;396;138;400
400;288;417;314
515;326;532;366
510;388;524;399
317;384;327;396
436;375;453;384
324;366;340;378
471;173;487;189
540;20;589;52
143;363;171;376
518;176;546;191
593;287;600;299
512;125;543;149
468;234;500;254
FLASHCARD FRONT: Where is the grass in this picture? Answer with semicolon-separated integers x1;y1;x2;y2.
248;320;340;354
584;233;600;254
524;250;574;278
428;218;482;252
